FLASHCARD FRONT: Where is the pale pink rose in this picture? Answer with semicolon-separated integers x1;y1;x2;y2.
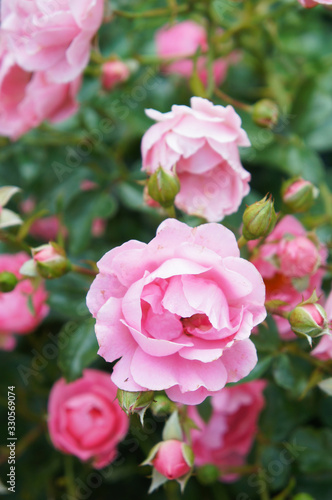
0;252;49;345
153;440;191;480
30;216;68;242
298;0;332;7
189;380;266;481
102;61;130;90
48;369;129;469
156;21;228;87
0;43;81;139
249;216;327;339
86;218;266;405
312;291;332;360
1;0;104;84
141;97;251;222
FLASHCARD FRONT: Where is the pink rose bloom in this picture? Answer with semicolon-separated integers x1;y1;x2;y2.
153;440;192;480
102;61;130;90
312;290;332;360
249;216;327;339
298;0;332;7
189;380;266;481
87;218;266;405
156;21;228;87
1;0;104;84
0;43;81;139
141;97;251;222
0;252;49;348
48;369;129;468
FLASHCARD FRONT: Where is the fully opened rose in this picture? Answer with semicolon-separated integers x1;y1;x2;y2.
87;219;266;405
141;97;251;222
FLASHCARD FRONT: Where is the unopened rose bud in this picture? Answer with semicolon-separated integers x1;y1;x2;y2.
282;177;319;213
289;303;328;343
150;394;177;417
242;195;277;240
32;243;71;279
0;271;18;292
147;166;180;208
117;389;154;423
101;60;130;90
152;440;193;480
252;99;279;128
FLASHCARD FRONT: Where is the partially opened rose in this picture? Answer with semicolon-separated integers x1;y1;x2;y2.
189;380;266;481
0;252;49;349
141;97;251;222
298;0;332;7
48;369;129;468
1;0;104;83
87;219;266;405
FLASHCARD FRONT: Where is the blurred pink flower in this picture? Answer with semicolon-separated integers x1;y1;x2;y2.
0;43;81;139
141;97;251;222
156;21;228;86
101;61;130;90
0;252;49;347
189;380;266;481
87;218;266;405
1;0;104;83
48;369;129;468
312;290;332;360
249;216;327;339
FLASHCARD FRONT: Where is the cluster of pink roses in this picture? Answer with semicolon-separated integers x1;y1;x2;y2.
0;0;104;139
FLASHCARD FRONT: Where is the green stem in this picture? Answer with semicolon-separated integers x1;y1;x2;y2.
64;456;77;500
111;5;189;19
237;235;248;249
71;264;97;277
214;88;253;113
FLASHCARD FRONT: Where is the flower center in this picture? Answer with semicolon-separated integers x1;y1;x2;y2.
181;313;212;335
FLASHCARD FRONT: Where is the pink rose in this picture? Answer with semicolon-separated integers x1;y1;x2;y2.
87;218;266;405
156;21;228;87
29;216;68;242
312;290;332;360
0;43;81;139
1;0;104;83
0;252;49;347
153;440;192;480
298;0;332;7
48;369;129;469
249;216;327;339
102;61;130;90
189;380;266;481
141;97;251;222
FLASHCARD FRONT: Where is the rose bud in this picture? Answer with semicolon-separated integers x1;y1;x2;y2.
32;243;71;279
252;99;279;129
147;166;180;208
278;236;320;278
289;303;328;345
242;195;277;240
117;390;154;424
281;177;319;213
142;439;194;492
0;271;18;292
101;60;130;90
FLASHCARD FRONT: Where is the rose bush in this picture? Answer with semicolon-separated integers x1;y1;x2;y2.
48;369;129;468
87;218;266;405
141;97;251;222
249;215;327;339
0;252;49;349
1;0;104;83
189;380;266;480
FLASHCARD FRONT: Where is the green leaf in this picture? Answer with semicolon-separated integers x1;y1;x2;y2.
290;427;332;474
57;318;99;382
273;354;311;397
